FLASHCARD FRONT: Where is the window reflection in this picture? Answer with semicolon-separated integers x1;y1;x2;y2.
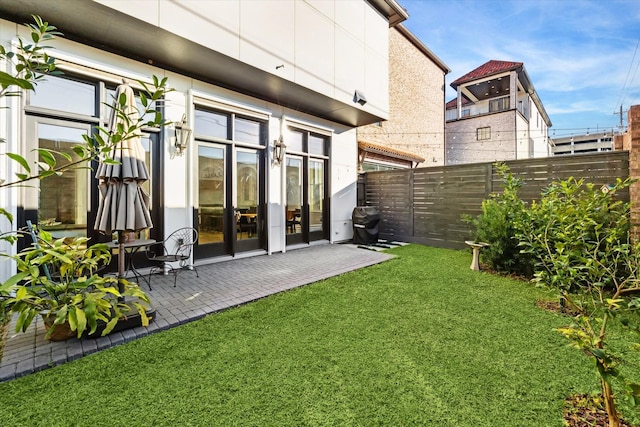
198;145;225;244
106;88;157;124
195;109;228;139
139;134;153;240
286;129;304;153
37;123;89;239
308;135;325;156
234;117;261;145
309;160;324;232
236;150;259;239
29;75;96;116
286;158;302;235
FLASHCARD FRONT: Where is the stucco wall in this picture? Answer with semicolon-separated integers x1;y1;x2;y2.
358;26;446;165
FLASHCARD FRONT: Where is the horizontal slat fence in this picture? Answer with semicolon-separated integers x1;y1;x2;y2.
359;152;630;249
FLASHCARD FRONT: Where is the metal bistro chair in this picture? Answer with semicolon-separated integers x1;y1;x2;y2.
146;227;199;288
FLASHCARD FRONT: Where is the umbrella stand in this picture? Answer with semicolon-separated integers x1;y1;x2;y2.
117;230;126;296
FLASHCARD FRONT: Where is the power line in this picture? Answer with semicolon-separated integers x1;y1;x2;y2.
615;36;640;111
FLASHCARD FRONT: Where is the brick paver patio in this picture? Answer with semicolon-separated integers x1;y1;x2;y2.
0;243;392;382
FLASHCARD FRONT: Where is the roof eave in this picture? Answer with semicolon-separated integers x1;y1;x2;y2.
367;0;409;27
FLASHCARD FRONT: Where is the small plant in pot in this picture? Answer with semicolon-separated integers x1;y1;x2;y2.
2;229;150;341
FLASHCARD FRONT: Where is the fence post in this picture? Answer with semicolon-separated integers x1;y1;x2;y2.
628;105;640;243
485;163;493;197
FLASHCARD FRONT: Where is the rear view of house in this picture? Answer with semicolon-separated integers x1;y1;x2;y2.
0;0;407;281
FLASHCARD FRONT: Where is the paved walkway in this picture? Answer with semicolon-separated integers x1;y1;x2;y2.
0;243;392;382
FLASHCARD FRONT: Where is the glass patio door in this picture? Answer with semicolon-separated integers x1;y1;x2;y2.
234;148;263;253
285;128;328;245
196;143;230;258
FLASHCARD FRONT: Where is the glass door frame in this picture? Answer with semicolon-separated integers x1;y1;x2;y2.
193;105;268;259
284;127;330;246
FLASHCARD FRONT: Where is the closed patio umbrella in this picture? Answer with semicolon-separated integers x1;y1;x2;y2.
94;80;153;283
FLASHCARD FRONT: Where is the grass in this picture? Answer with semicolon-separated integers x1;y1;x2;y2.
0;244;638;426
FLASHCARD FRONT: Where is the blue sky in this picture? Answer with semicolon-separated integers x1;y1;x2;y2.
401;0;640;138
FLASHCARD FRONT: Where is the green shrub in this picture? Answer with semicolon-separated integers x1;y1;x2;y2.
515;177;632;293
465;163;533;277
514;177;640;426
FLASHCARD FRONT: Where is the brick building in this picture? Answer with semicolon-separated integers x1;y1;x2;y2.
357;24;450;171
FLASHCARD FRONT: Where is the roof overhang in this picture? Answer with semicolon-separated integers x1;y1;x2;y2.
358;140;425;163
0;1;387;127
367;0;409;27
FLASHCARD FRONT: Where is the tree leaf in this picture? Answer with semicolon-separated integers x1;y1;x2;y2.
6;152;31;173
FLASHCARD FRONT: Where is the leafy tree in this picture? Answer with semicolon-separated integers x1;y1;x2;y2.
0;16;170;241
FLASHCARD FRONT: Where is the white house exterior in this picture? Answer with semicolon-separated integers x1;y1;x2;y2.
444;60;552;165
0;0;407;281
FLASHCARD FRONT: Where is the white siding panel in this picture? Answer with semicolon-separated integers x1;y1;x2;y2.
159;0;241;59
334;0;365;41
364;49;389;117
335;29;365;102
96;0;160;26
364;3;388;57
305;0;335;21
240;0;295;79
294;1;335;97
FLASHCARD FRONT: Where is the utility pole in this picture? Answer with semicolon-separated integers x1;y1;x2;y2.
614;105;627;132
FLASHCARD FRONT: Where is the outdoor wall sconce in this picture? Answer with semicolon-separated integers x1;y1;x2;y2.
273;115;287;164
174;113;192;156
273;136;286;164
353;90;367;106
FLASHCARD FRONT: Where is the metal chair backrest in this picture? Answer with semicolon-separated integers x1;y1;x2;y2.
165;227;198;259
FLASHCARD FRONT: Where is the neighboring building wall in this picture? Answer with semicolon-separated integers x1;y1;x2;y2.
358;25;447;166
526;97;550;157
553;132;613;155
445;111;516;164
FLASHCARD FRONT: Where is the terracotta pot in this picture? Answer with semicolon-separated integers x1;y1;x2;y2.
0;319;9;361
42;316;76;342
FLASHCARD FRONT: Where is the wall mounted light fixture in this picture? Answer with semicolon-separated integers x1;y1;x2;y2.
274;136;286;164
174;113;192;156
273;115;287;164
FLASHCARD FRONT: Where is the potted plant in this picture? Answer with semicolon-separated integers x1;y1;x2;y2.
2;229;150;341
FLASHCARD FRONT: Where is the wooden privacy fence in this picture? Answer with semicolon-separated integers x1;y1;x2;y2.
358;152;630;249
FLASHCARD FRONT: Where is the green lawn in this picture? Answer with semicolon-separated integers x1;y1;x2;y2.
0;244;638;426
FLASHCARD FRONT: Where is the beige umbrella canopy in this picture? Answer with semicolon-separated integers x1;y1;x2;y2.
94;80;153;279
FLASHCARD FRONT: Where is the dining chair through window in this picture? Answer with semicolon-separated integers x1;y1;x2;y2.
146;227;199;288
